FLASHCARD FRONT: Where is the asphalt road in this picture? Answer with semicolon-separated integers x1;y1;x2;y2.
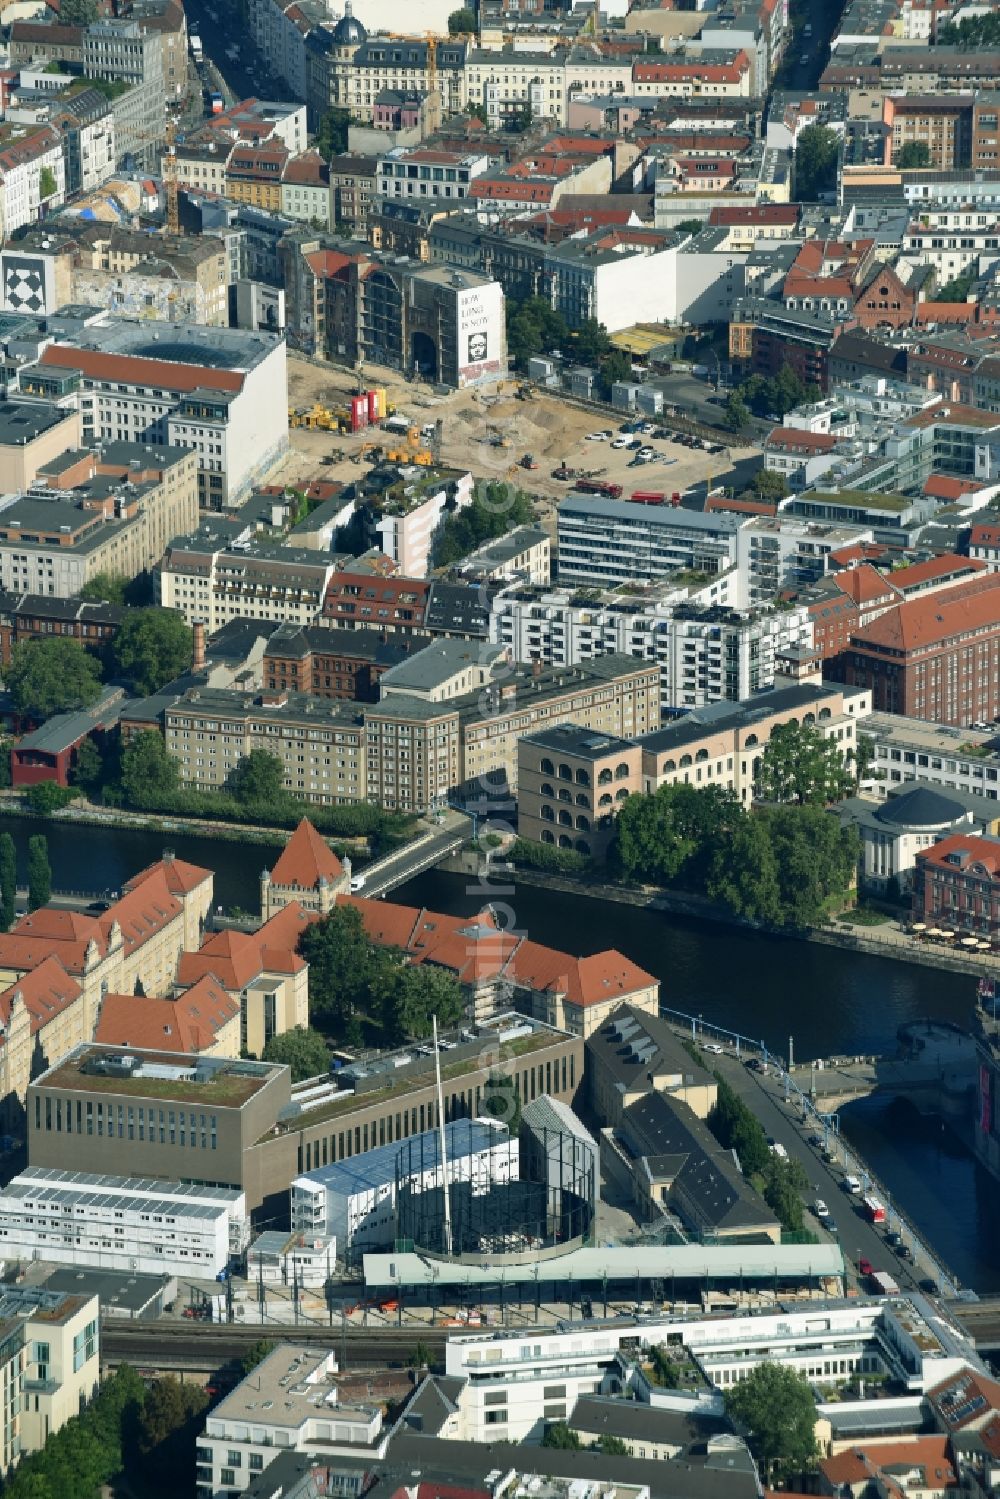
185;0;286;111
712;1053;937;1296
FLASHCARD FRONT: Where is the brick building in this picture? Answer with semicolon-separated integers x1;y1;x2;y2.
0;593;123;668
262;622;414;701
837;574;1000;726
912;833;1000;938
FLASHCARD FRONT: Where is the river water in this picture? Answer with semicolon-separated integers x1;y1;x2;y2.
3;815;998;1288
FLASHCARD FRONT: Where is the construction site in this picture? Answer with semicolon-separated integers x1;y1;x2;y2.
278;355;759;525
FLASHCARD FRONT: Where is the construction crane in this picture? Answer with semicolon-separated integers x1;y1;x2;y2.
164;113;179;236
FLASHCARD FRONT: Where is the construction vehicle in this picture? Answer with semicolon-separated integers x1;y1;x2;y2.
574;478;623;499
516;383;536;401
486;425;510;448
520;453;538;470
288;403;352;433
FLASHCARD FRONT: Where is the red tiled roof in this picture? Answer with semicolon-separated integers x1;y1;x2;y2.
850;573;1000;653
709;205;799;226
930;1367;1000;1430
969;521;1000;547
924;474;980;499
128;855;212;897
829;542;887;567
39;344;245;395
889;554;985;593
0;956;81;1043
95;975;238;1054
917;834;1000;879
833;563;896;607
269;818;343;890
820;1436;956;1492
176;923;305;993
766;426;837;452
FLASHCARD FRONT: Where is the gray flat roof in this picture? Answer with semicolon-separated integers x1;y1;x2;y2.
560;495;743;531
519;722;636;758
44;1265;172;1313
639;682;847;754
363;1242;844;1288
0;400;72;446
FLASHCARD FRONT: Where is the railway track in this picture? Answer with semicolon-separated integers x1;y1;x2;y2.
101;1319;450;1372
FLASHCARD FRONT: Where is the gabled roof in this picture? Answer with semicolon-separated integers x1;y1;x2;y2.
95;975;239;1054
0;956;81;1043
929;1366;1000;1430
127;854;212;897
850;573;1000;653
269;818;343;890
833;563;897;607
176;923;305;993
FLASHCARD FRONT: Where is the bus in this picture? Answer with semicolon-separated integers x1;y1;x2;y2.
862;1193;886;1224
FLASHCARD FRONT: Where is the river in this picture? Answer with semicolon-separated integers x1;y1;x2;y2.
3;816;998;1288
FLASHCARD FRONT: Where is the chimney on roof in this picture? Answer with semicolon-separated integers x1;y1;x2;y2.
531;658;541;677
192;618;206;673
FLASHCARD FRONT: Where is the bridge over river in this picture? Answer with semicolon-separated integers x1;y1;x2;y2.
785;1021;978;1120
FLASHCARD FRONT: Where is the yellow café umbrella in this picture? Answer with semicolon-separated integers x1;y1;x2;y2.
961;936;980;947
911;922;927;932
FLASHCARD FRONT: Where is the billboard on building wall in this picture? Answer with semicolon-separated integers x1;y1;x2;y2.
456;281;504;387
0;251;56;316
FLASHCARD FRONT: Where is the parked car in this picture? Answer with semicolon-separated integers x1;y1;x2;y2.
703;1042;724;1055
586;431;608;441
920;1277;940;1295
859;1256;874;1278
638;446;655;458
814;1199;829;1219
844;1174;863;1194
611;437;629;449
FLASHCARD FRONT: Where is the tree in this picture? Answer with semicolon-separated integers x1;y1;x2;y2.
79;573;128;605
0;833;15;931
26;834;50;911
112;609;192;695
298;903;395;1041
853;732;876;785
596;1435;630;1455
433;482;535;567
25;782;75;814
59;0;98;21
707;816;783;925
755;720;854;806
137;1375;208;1494
379;962;464;1043
599;348;634;396
614;783;742;889
240;1340;276;1376
229;749;285;806
725;392;751;432
724;1362;818;1484
896;141;930;170
71;737;104;793
751;468;787;501
765;806;859;928
508;102;533;134
315;107;351;159
448;6;476;32
936;267;976;303
760;1152;809;1232
262;1026;330;1082
709;1078;770;1177
7;638;102;718
120;731;180;807
793;124;839;202
574;317;612;365
647;1344;680;1388
675;217;706;235
542;1422;582;1449
408;1340;434;1369
38;166;57;200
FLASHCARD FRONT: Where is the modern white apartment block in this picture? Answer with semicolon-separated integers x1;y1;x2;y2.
18;320;288;509
445;1296;986;1443
557;495;743;589
0;1285;100;1468
375;468;474;577
490;584;811;712
197;1345;386;1499
0;1168;249;1278
735;517;877;605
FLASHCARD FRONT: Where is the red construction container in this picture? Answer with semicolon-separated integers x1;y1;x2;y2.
367;390;379;423
631;490;666;505
351;395;369;432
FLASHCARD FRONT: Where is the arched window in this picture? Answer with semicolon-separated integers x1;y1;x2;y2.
680;754;693;768
616;788;630;802
575;768;590;786
818;707;832;721
558;810;572;826
558;762;572;780
662;758;676;773
541;806;554;822
558;788;572;802
558;834;572;849
575;839;590;855
540;758;554;775
541;829;554;844
575;792;589;807
745;733;758;747
615;762;630;780
540;782;554;797
576;814;590;831
696;749;709;762
598;768;612;785
803;712;815;726
599;793;612;807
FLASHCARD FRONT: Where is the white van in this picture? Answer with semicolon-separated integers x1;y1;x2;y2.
844;1174;862;1194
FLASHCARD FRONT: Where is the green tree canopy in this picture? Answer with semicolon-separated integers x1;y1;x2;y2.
675;217;707;235
751;468;787;500
137;1375;208;1492
542;1422;582;1449
229;748;285;806
262;1026;330;1081
938;11;1000;45
755;720;854;805
241;1339;277;1376
709;1077;771;1177
706;816;784;925
59;0;99;21
481;1070;521;1133
596;1434;630;1455
120;730;180;807
448;6;476;32
298;903;396;1043
25;782;75;815
765;805;859;928
7;637;102;718
434;481;535;567
315;107;351;159
505;294;569;370
71;737;104;792
936;267;976;303
79;572;128;604
113;609;192;696
793;124;840;202
0;833;15;931
378;962;464;1043
26;834;50;911
725;392;751;431
724;1362;818;1483
614;783;741;888
896;141;930;169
